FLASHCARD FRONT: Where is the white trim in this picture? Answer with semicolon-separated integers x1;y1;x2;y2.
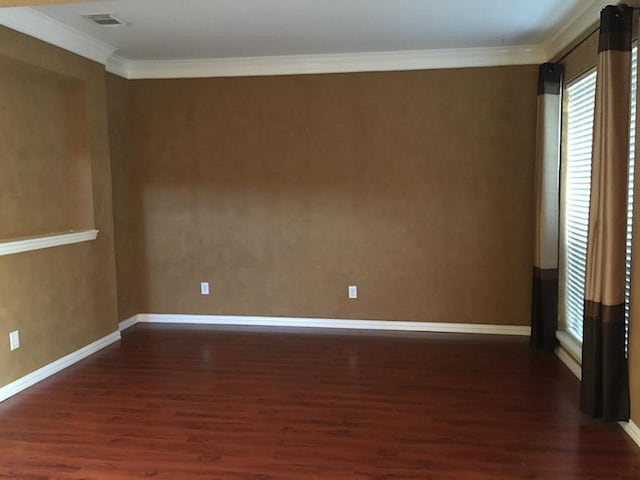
620;420;640;448
118;315;139;331
0;7;116;64
555;343;582;380
0;7;547;77
0;330;121;403
554;333;640;450
0;230;99;257
109;46;544;80
555;330;582;379
556;330;582;363
542;0;621;61
119;313;531;336
0;1;618;78
105;54;130;78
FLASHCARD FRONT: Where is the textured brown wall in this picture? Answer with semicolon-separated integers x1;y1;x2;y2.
107;73;145;321
112;66;538;325
561;30;598;84
634;87;640;424
0;27;118;387
632;153;640;426
0;56;94;239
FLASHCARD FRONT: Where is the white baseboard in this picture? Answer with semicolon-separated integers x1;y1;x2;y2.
119;313;531;336
0;330;121;403
554;339;640;450
117;315;139;331
555;344;582;380
620;420;640;448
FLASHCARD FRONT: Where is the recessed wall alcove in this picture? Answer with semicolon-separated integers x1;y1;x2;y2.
0;55;94;246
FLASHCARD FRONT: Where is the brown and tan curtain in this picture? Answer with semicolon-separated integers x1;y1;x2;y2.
531;63;563;352
581;4;632;422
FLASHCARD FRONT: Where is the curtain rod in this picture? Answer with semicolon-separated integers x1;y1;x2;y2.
555;26;600;64
555;5;640;64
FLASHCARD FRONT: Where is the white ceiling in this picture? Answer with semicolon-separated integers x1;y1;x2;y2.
0;0;614;79
33;0;585;61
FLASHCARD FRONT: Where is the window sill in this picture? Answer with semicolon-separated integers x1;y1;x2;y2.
0;229;99;256
556;330;582;379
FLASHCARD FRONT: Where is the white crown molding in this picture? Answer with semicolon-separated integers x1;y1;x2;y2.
0;1;623;78
108;45;545;80
0;330;120;403
105;53;130;77
0;7;115;64
542;0;621;61
0;229;99;257
119;313;532;336
0;7;546;78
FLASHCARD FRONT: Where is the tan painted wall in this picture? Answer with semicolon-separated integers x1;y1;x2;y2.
0;27;118;387
110;66;538;325
107;73;146;321
632;146;640;426
562;31;598;84
0;56;94;239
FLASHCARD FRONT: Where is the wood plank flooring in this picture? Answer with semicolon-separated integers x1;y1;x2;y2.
0;324;639;479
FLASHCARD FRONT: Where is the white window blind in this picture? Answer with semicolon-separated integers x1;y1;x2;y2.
625;46;637;349
562;46;637;346
563;70;597;341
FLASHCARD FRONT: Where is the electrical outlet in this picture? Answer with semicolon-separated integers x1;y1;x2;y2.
9;330;20;351
348;285;358;299
200;282;210;295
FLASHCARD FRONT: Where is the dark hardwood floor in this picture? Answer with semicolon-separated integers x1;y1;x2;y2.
0;324;639;479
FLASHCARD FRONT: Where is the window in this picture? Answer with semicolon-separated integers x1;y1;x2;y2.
561;69;597;342
560;47;637;347
625;46;637;348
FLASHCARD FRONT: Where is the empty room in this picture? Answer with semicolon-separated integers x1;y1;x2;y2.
1;0;640;478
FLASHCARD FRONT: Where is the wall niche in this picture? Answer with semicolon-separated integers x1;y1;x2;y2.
0;55;94;241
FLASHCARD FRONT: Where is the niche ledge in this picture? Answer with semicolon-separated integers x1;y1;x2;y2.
0;230;99;256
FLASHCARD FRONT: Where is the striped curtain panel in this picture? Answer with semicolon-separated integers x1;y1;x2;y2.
531;63;563;352
581;4;632;421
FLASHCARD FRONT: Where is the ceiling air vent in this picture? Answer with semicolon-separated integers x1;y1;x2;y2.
84;13;126;27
